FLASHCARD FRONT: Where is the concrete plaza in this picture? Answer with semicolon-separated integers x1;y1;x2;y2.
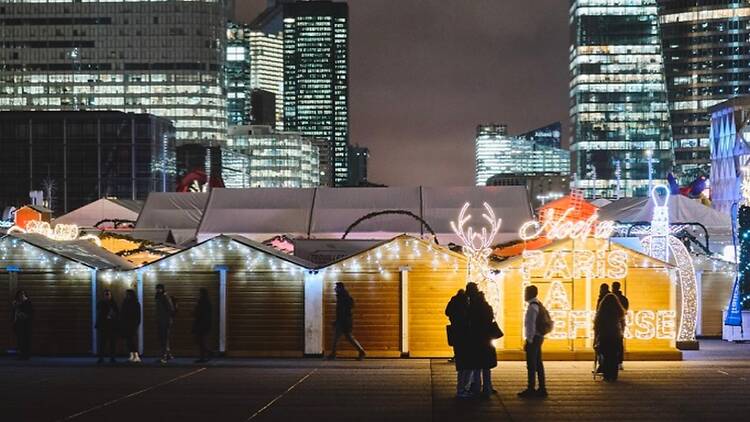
1;340;748;422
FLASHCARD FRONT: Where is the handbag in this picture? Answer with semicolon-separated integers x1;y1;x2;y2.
489;321;504;339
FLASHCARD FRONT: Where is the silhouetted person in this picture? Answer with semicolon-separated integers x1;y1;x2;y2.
155;284;176;364
518;285;548;398
594;293;626;382
612;281;629;369
11;290;33;360
596;283;610;309
445;288;471;398
192;288;212;363
96;289;120;363
467;287;497;398
327;282;366;360
120;289;142;363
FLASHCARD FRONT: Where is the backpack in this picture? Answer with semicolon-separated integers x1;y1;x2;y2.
533;302;553;336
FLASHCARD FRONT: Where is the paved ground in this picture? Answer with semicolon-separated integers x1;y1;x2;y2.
1;340;749;422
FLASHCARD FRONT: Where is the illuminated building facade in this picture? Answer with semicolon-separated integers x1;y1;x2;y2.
474;124;570;186
227;125;319;188
253;0;350;186
0;0;229;146
226;22;252;127
517;121;562;149
0;111;175;214
570;0;673;198
657;0;750;181
248;29;284;128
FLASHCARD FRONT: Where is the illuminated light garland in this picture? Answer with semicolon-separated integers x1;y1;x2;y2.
8;221;101;246
519;207;615;241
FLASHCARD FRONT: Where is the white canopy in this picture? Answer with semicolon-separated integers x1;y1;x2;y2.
54;198;142;228
136;193;209;245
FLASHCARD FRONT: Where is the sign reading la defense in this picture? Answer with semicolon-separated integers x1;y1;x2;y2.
510;208;677;346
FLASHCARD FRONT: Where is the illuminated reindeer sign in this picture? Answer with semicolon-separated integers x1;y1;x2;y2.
450;202;503;314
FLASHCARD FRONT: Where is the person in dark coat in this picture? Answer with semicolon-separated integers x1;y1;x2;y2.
596;283;610;309
155;284;175;364
327;282;366;360
445;289;471;398
96;289;119;363
192;288;212;363
612;281;629;369
467;286;497;398
120;289;142;363
594;293;625;382
11;290;33;360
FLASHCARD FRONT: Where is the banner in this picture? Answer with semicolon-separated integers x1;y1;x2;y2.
725;277;743;326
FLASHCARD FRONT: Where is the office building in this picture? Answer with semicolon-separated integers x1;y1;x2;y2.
248;29;284;128
250;89;277;127
348;144;369;186
0;1;229;146
486;173;570;209
176;144;251;191
474;124;570;186
0;111;175;214
658;1;750;181
312;138;334;187
570;0;673;198
516;122;562;149
227;125;319;188
253;0;350;186
227;22;252;127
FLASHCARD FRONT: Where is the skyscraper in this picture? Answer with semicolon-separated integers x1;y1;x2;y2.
657;1;750;181
570;0;673;198
248;30;284;128
253;0;350;186
0;1;230;146
227;22;252;127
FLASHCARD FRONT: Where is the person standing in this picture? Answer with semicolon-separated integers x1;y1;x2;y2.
611;281;629;369
467;287;498;398
327;282;366;360
445;289;471;398
120;289;142;363
96;289;120;363
11;290;33;360
155;284;175;364
192;288;212;363
518;285;548;398
596;283;610;309
594;293;626;382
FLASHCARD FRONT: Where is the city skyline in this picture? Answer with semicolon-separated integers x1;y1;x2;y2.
236;0;570;186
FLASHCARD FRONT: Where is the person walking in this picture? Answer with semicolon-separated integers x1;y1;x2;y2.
192;288;212;363
445;289;471;398
96;289;120;363
467;286;498;398
120;289;142;363
155;284;176;364
11;290;33;360
327;282;366;360
594;293;626;382
596;283;610;309
518;285;548;399
611;282;629;369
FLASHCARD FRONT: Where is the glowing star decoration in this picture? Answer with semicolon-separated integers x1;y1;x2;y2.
8;221;102;246
450;202;503;316
640;184;698;346
519;208;615;241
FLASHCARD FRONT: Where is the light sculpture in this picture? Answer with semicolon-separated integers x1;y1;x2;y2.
8;221;102;246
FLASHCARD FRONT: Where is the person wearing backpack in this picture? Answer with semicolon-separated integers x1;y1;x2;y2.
518;285;549;399
155;284;175;364
327;282;366;360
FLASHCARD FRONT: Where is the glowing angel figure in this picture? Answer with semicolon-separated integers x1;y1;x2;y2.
450;202;503;316
641;184;698;347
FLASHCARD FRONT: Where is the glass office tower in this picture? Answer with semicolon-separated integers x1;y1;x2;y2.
0;0;229;146
248;30;284;129
658;0;750;182
226;22;252;127
570;0;673;198
253;1;350;186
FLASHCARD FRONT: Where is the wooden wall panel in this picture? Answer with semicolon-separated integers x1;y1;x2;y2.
408;270;466;357
142;272;219;357
17;272;91;355
0;273;10;353
700;271;734;337
227;271;304;356
323;272;400;357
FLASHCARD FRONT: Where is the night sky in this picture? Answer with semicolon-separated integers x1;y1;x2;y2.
235;0;569;186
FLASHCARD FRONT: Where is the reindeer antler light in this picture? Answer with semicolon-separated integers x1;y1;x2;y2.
450;202;502;256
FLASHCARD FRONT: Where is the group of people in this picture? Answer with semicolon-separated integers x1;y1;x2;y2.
594;281;630;382
445;281;630;399
10;284;214;364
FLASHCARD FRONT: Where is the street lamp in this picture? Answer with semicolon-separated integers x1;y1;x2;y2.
646;149;654;193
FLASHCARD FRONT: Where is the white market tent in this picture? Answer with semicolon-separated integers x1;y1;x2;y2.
135;192;209;245
53;198;142;228
195;186;533;244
